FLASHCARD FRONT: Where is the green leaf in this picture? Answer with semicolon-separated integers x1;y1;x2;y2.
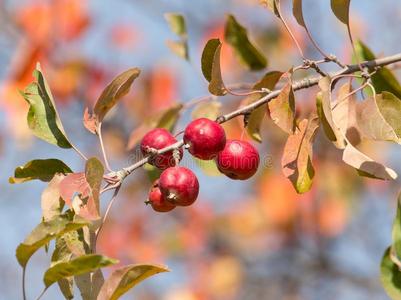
376;92;401;139
164;13;186;37
143;163;162;183
268;80;296;134
16;216;89;268
193;157;222;177
392;192;401;263
355;94;400;144
166;40;189;60
164;13;189;60
20;64;71;148
317;77;346;148
191;100;221;120
98;264;169;300
41;174;66;222
381;247;401;300
354;41;401;99
94;68;141;122
342;143;397;180
281;115;319;193
224;15;267;71
201;39;227;96
44;254;118;288
156;104;183;130
9;159;72;184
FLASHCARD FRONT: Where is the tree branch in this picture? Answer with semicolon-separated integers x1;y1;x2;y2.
110;52;401;180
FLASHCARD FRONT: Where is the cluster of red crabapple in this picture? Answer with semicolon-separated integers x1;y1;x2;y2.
141;118;260;212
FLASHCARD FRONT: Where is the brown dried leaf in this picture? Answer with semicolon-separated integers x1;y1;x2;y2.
281;115;319;193
268;80;296;134
317;77;346;148
342;143;397;180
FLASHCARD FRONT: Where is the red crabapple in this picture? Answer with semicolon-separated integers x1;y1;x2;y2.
184;118;226;160
141;128;183;169
159;166;199;206
216;139;260;180
147;180;176;212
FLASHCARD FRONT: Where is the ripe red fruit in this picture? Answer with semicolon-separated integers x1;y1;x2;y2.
216;139;260;180
140;128;183;169
147;180;176;212
159;166;199;206
184;118;226;160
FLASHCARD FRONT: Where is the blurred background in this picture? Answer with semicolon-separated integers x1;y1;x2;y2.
1;0;401;299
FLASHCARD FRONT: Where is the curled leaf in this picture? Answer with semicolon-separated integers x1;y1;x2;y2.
20;63;72;148
98;264;169;300
342;143;397;180
317;77;346;148
9;159;72;184
201;39;227;96
281;115;319;193
94;68;141;122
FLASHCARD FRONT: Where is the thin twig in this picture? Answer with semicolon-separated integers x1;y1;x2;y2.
35;287;48;300
22;267;26;300
100;182;121;194
226;88;268;97
332;80;368;110
277;1;305;59
182;83;254;110
98;122;113;172
95;186;121;243
71;143;88;161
